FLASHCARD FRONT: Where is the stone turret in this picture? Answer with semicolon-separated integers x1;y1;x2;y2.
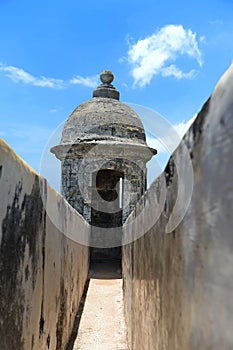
51;70;156;259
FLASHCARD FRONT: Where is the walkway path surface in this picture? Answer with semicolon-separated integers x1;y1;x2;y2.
72;262;129;350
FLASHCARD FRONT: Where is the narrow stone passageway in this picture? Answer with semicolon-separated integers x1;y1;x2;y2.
71;262;129;350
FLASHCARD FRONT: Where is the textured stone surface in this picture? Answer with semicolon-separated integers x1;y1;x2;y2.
60;156;146;222
59;97;146;145
122;64;233;349
0;140;90;350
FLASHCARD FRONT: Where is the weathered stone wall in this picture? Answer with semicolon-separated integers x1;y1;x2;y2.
0;140;90;350
122;64;233;349
61;155;147;262
61;156;147;223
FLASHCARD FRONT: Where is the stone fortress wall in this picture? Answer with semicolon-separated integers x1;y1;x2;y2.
0;140;90;350
0;64;233;350
122;64;233;349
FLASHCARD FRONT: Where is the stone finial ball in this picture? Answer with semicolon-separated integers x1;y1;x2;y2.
100;70;114;84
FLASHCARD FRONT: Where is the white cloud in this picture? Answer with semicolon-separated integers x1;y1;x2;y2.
0;63;64;88
0;62;99;89
147;114;197;154
49;108;58;113
161;65;196;79
127;24;203;87
174;114;197;137
70;75;99;88
209;19;223;25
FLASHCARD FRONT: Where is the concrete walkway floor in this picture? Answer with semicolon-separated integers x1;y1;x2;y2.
72;262;129;350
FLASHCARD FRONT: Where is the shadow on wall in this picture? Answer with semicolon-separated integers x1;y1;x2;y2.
122;64;233;350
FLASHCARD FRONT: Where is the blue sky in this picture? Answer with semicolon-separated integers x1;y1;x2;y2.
1;0;233;189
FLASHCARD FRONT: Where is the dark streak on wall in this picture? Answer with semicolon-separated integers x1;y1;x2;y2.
56;278;67;349
0;140;89;350
0;177;43;349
